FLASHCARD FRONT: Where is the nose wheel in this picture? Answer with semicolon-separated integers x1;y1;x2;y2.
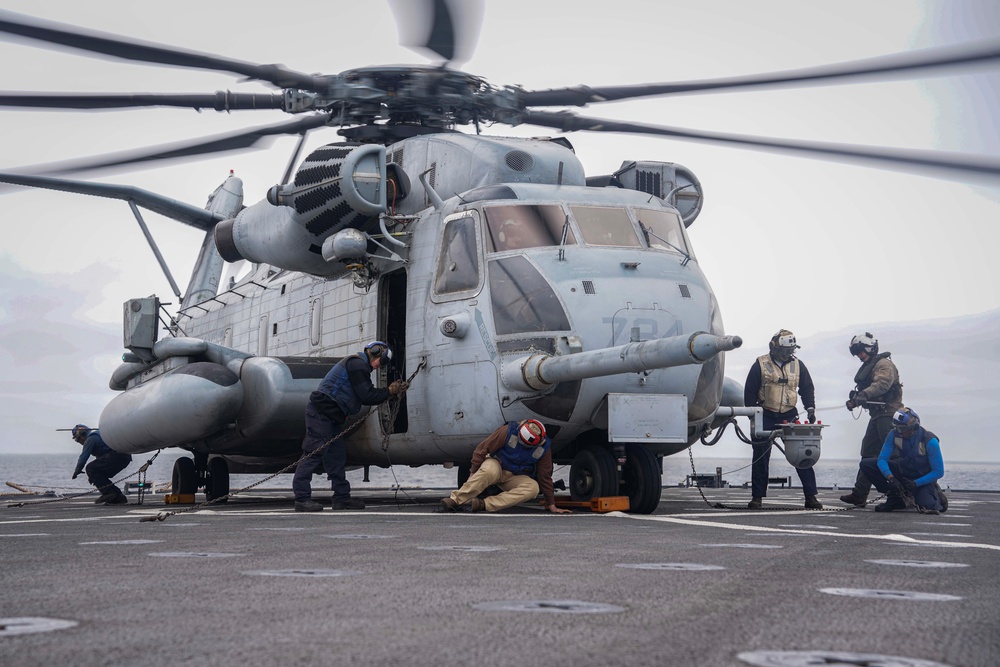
569;446;619;500
618;443;662;514
568;443;662;513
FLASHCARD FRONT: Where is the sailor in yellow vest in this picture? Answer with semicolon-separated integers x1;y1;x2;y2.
743;330;822;509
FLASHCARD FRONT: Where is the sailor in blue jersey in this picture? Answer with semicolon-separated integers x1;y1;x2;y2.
438;419;570;514
859;407;947;513
71;424;132;505
292;341;408;512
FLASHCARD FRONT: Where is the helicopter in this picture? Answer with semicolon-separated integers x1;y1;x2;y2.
1;2;998;513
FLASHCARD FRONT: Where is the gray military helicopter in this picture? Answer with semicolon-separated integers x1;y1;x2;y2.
2;2;998;513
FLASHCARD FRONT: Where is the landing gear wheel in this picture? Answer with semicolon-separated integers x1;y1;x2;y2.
570;446;619;501
172;457;197;495
619;443;662;514
205;457;230;503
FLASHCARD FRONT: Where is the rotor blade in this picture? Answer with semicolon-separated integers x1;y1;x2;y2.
0;171;224;230
0;91;283;111
389;0;483;64
520;38;1000;107
522;110;1000;180
0;10;323;90
8;114;330;178
426;0;457;62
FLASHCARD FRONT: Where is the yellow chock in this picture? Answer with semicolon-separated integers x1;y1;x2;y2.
553;496;630;512
163;493;196;505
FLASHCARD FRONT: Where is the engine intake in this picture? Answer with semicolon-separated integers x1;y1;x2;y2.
215;143;389;276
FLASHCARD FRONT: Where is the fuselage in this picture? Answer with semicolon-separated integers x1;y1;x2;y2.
101;133;731;471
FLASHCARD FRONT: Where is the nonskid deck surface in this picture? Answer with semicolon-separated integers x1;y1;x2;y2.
2;486;998;667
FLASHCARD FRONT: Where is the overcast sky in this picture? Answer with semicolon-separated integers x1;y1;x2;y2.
1;0;998;458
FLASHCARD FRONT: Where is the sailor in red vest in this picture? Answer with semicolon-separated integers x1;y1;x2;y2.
438;419;570;514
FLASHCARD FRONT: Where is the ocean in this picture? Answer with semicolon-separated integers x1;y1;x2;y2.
3;451;998;495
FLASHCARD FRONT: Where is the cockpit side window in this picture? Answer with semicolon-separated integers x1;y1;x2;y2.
434;216;480;295
634;208;691;256
484;204;575;253
571;206;641;247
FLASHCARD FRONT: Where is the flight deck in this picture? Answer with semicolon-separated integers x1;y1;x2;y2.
2;486;997;667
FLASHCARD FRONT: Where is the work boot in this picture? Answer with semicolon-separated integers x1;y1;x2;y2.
294;499;323;512
330;497;365;510
461;498;486;513
839;492;867;506
936;483;948;513
95;492;118;504
874;495;907;512
804;495;823;509
747;497;763;510
437;497;458;513
103;493;128;505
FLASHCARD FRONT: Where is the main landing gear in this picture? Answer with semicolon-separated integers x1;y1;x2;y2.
568;443;662;514
171;453;230;503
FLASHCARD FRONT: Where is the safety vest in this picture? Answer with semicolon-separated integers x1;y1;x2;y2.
893;428;937;480
494;421;551;475
855;353;903;416
756;354;800;413
315;353;368;417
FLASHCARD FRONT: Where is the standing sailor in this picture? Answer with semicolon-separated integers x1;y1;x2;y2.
292;341;407;512
840;332;904;506
743;330;822;510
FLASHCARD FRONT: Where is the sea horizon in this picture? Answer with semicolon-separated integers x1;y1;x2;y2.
4;451;998;493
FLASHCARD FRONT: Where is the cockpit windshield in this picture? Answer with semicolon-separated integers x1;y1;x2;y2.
634;208;691;257
571;206;641;247
484;204;574;253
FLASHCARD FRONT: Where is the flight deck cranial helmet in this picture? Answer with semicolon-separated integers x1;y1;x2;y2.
364;340;393;363
71;424;90;442
892;407;921;438
849;332;878;358
518;419;546;446
769;329;800;363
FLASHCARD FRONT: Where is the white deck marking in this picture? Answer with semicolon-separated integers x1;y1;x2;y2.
614;512;1000;551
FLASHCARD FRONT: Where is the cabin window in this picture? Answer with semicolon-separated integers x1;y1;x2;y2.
489;256;570;335
434;216;480;295
571;206;641;247
634;208;690;256
484;204;574;253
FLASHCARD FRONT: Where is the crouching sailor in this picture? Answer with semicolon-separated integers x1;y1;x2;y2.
860;407;947;513
71;424;131;505
439;420;570;514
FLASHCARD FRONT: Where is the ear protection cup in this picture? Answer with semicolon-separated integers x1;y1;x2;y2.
364;341;392;361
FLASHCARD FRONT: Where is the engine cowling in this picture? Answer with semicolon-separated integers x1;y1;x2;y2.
214;143;388;276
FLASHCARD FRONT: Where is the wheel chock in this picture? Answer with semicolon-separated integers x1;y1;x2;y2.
553;496;630;512
163;493;196;505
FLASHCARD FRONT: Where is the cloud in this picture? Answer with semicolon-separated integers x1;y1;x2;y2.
0;258;122;454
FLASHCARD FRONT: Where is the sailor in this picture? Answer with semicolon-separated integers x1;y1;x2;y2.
71;424;132;505
859;407;947;513
292;341;408;512
840;332;904;506
438;419;570;514
743;330;823;510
